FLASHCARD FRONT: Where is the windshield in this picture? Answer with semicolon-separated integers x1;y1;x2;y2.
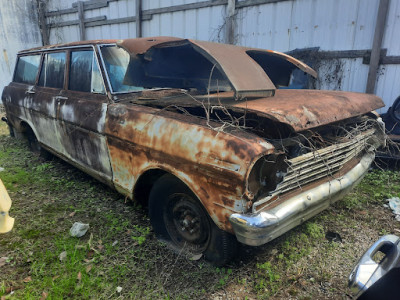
100;45;144;93
100;43;232;95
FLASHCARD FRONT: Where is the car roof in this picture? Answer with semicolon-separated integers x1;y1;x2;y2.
18;39;120;53
18;36;317;99
18;37;184;53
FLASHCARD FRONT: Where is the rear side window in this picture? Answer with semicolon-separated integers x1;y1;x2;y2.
69;50;105;93
38;52;66;89
13;55;41;84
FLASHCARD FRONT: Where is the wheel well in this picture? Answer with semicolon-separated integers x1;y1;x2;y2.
133;169;168;207
12;121;31;140
19;121;30;134
21;121;40;141
139;171;214;228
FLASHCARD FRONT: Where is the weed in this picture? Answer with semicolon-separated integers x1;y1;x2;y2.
131;225;151;245
34;162;53;172
20;229;42;239
0;168;31;191
215;267;233;288
342;169;400;209
254;261;281;296
305;222;324;239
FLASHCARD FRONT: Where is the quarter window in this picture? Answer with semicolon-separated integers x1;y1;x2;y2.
69;50;105;93
38;52;66;89
13;55;41;84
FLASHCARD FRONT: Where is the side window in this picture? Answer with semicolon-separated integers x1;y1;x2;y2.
13;55;41;84
69;50;105;94
91;55;105;94
38;52;66;89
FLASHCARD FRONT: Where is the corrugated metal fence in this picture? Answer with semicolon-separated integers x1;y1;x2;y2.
1;0;399;113
0;0;42;96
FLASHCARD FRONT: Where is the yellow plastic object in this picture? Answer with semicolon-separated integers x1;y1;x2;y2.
0;179;14;233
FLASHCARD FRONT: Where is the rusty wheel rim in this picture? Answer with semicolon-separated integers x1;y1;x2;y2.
164;193;211;254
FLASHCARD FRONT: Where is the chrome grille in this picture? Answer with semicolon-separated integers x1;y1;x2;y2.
253;129;375;212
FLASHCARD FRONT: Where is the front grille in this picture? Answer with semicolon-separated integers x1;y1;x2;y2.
253;129;375;212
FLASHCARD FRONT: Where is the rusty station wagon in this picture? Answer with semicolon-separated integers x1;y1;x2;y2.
1;37;385;264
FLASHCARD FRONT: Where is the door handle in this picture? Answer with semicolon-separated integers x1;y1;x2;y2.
25;89;35;95
55;96;68;100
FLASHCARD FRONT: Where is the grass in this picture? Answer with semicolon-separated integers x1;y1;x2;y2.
340;170;400;210
1;114;400;299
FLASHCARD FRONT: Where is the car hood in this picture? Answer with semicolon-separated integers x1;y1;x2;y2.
131;88;384;133
231;89;385;131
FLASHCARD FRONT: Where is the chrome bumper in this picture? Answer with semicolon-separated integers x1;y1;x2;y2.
229;152;375;246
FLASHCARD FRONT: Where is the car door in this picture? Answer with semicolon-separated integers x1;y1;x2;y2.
55;48;112;184
33;51;67;151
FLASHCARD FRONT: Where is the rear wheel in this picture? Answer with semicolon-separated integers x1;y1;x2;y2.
149;174;237;266
25;126;51;159
7;124;15;137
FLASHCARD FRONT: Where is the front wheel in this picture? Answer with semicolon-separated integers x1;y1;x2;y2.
149;174;237;266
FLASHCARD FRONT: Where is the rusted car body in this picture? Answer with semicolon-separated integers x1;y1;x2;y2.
1;37;385;264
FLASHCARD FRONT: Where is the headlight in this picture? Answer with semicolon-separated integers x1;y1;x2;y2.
247;154;288;196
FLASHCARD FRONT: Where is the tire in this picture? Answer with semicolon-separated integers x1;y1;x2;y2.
149;174;237;266
25;126;51;159
8;124;15;137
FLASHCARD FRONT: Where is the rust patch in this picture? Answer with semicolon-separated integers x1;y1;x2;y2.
233;89;384;132
104;103;271;231
118;36;183;54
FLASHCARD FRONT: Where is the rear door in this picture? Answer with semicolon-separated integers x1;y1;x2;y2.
33;51;67;151
56;48;112;183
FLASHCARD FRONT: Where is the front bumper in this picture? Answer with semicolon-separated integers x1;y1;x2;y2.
229;152;374;246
